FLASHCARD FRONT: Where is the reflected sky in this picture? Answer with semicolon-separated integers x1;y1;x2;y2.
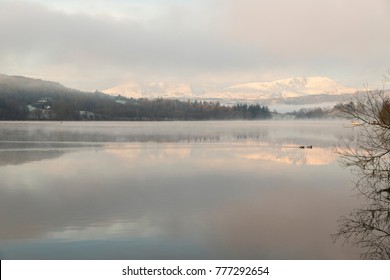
0;121;360;259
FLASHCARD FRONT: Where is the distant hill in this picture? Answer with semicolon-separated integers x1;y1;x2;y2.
0;74;122;120
0;74;80;96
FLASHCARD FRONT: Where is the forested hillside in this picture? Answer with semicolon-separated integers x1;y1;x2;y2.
0;74;271;120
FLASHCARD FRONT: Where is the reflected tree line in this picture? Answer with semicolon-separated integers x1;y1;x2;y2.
334;75;390;259
0;127;268;143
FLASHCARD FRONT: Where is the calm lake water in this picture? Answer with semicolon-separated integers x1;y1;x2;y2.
0;121;361;259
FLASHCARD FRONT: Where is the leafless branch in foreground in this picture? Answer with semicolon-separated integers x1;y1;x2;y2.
333;72;390;259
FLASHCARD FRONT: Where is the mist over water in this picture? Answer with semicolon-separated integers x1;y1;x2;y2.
0;121;360;259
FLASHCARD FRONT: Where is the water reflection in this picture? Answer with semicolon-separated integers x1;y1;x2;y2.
0;121;360;259
0;120;348;144
334;140;390;258
0;150;64;166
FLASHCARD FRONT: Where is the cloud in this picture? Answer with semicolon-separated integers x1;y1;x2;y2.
220;0;390;56
0;0;389;90
216;0;390;85
0;1;264;89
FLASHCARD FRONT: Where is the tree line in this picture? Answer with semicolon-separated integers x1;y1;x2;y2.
0;87;272;120
2;73;388;122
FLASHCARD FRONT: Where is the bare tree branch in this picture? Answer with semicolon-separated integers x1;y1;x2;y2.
333;75;390;259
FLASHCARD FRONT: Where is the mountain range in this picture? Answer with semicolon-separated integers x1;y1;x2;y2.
0;73;358;103
0;73;361;114
103;76;358;102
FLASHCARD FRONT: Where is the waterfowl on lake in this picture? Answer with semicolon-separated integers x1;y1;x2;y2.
298;145;312;149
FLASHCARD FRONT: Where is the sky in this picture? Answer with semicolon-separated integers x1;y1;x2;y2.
1;0;390;91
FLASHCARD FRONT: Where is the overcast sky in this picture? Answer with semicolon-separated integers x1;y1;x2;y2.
1;0;390;91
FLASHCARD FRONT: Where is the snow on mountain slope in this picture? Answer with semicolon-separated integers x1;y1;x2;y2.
103;76;357;100
215;77;357;99
104;82;193;99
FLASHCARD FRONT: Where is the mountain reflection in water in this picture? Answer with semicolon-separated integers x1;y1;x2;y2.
0;121;360;259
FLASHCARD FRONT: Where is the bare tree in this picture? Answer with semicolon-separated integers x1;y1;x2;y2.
333;72;390;259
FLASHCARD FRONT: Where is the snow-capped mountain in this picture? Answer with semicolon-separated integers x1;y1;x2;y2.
216;76;357;99
103;76;357;101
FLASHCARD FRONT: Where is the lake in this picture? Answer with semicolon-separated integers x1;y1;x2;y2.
0;120;361;259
